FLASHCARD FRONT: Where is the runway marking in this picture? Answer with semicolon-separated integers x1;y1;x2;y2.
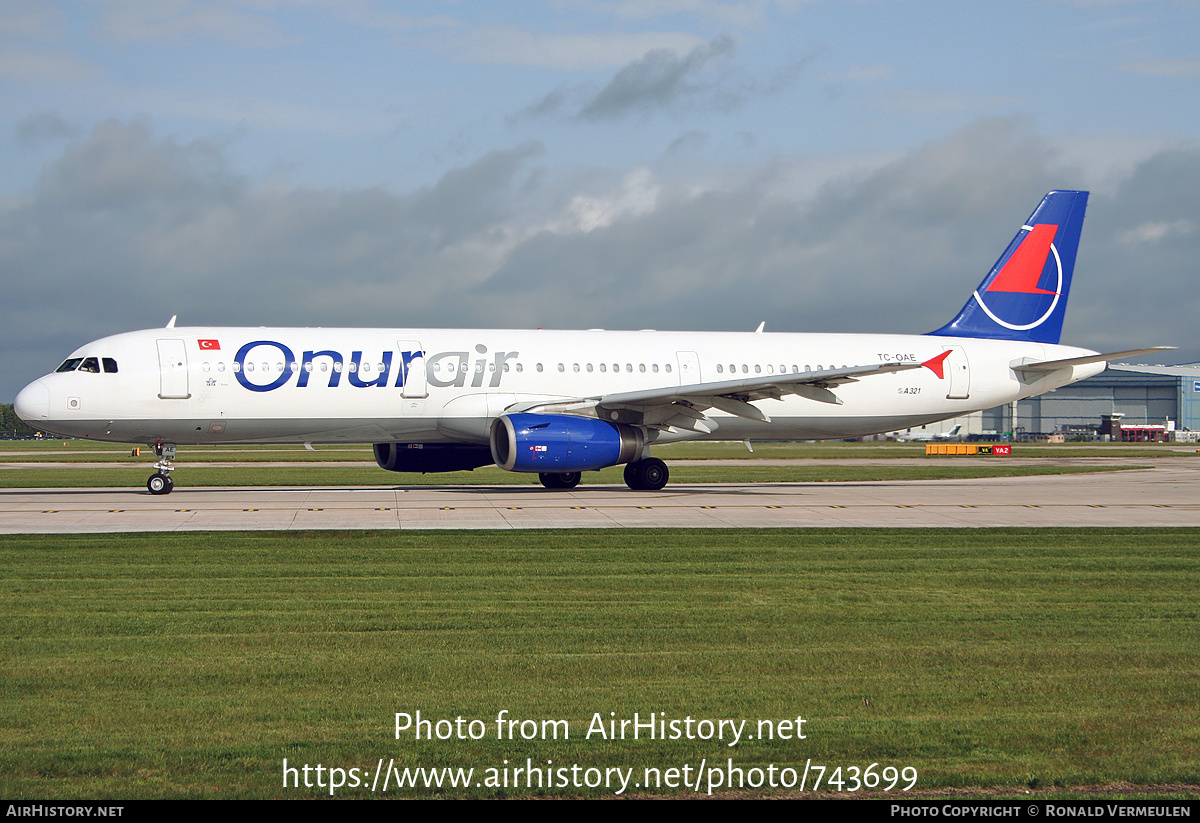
3;502;1190;515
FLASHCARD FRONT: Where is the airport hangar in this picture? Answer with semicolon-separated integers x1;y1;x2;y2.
886;363;1200;441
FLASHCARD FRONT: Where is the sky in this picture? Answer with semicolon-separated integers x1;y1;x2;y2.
2;0;1199;401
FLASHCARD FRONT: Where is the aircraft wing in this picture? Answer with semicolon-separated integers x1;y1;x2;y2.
507;357;933;433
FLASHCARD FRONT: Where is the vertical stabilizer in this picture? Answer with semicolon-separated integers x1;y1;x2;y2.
929;190;1088;344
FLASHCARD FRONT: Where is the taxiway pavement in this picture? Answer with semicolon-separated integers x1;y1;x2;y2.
2;458;1198;532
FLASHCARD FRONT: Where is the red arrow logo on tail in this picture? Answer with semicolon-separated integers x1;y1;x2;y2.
985;224;1059;295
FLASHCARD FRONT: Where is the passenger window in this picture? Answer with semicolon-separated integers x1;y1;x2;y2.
102;358;118;373
79;357;100;373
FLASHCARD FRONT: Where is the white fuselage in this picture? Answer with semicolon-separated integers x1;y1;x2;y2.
15;326;1103;447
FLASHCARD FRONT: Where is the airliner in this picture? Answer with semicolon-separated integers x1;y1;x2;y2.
14;190;1167;494
896;424;963;443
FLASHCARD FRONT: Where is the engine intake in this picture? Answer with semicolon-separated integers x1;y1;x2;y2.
490;413;645;473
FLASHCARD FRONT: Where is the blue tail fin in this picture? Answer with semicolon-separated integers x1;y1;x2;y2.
929;190;1088;345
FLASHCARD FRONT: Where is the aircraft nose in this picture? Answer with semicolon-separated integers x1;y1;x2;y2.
14;379;50;423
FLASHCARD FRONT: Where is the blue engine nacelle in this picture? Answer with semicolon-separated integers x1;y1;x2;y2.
490;413;645;473
373;442;494;473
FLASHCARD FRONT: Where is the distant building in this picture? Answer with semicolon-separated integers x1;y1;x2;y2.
883;363;1200;441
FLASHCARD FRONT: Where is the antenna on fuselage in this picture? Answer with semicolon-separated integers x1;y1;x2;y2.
755;321;765;333
166;315;177;329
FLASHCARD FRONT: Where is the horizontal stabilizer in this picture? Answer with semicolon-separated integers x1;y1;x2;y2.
1014;347;1176;374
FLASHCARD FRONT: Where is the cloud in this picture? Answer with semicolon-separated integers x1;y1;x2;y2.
92;0;296;47
579;34;737;120
446;27;706;70
0;43;98;84
873;88;1023;117
5;116;1198;401
1122;57;1200;77
565;0;799;27
16;112;79;146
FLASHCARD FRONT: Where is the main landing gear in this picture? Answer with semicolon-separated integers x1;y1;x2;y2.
536;458;670;491
623;458;669;491
539;471;581;489
147;441;176;495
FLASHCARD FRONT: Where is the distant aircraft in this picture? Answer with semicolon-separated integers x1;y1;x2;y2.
15;190;1168;494
896;424;963;443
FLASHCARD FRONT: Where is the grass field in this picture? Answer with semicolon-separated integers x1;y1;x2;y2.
2;528;1197;799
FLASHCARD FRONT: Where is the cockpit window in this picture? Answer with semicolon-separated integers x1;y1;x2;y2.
78;357;100;373
56;358;83;373
102;358;118;373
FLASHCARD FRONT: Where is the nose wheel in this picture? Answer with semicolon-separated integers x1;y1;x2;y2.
147;442;177;495
147;472;174;495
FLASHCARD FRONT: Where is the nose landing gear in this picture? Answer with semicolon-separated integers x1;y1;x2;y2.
147;442;176;495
